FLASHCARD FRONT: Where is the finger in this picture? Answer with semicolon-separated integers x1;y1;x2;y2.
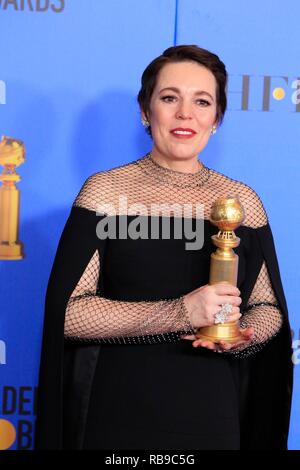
222;306;240;315
213;284;241;297
219;335;253;349
203;341;216;350
192;339;203;348
228;342;247;350
240;328;254;339
218;341;233;350
213;305;240;318
181;334;197;340
212;310;241;326
240;326;254;334
228;311;242;322
192;339;215;349
201;340;219;350
241;332;254;340
217;295;242;307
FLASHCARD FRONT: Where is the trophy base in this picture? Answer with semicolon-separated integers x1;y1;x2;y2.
0;242;24;260
196;321;242;344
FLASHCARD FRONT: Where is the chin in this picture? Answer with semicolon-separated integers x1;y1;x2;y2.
169;148;199;160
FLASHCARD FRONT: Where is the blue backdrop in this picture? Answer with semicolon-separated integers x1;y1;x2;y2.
0;0;298;450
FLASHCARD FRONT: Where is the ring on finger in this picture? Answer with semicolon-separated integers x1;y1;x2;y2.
214;303;232;324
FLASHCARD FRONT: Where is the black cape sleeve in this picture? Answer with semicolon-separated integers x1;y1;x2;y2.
35;206;105;449
237;223;293;449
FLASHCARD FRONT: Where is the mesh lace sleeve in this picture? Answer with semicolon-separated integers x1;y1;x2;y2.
64;248;195;345
226;261;283;358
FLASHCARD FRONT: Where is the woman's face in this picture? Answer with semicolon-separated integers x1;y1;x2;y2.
144;61;218;162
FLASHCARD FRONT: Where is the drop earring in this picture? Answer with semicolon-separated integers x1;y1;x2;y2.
141;117;150;127
211;125;217;135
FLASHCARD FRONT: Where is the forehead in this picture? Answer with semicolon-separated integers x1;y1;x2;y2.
155;61;216;94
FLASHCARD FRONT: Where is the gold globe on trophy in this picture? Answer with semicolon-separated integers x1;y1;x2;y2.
0;136;25;260
196;196;245;343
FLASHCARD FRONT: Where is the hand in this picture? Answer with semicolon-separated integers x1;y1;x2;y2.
183;283;242;330
181;326;255;352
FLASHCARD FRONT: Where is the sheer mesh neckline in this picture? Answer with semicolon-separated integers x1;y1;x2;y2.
136;152;211;188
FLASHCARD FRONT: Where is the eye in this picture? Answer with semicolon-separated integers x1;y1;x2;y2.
160;95;177;103
196;99;211;106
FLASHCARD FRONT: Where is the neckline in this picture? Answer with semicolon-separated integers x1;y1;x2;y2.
136;152;211;188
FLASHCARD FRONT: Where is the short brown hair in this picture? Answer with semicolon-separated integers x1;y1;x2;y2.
137;45;228;137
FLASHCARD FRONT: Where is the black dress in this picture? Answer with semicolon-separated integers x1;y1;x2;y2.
35;153;293;450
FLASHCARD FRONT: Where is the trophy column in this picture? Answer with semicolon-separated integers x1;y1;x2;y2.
196;197;244;343
0;136;25;260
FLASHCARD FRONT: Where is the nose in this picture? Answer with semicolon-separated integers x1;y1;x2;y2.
175;101;193;120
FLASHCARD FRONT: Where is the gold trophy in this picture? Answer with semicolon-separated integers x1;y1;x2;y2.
196;197;245;343
0;136;25;260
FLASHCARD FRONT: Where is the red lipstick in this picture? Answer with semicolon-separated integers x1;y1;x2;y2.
170;127;196;139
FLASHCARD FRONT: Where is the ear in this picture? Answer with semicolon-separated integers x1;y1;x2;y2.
140;108;150;122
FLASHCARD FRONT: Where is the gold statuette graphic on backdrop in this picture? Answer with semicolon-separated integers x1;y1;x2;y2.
0;136;25;260
196;197;245;343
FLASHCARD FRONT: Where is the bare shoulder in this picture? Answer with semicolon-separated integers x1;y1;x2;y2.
209;168;269;228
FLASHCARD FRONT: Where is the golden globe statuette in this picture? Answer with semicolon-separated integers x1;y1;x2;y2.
0;136;25;260
196;197;245;343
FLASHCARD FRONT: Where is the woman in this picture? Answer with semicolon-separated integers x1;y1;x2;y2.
35;45;293;450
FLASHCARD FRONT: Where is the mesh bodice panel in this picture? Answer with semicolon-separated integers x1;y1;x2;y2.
74;152;268;227
64;153;282;356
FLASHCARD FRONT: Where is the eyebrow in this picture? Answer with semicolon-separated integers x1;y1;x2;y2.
158;87;214;101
